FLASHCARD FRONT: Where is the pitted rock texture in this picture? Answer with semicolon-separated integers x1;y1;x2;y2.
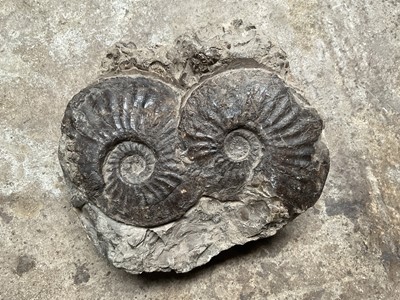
3;3;399;297
80;195;290;274
59;64;329;273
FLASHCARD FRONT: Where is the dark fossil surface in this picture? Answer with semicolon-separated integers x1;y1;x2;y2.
59;76;200;227
59;62;329;273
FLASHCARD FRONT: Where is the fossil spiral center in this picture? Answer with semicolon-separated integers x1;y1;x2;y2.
104;141;156;185
224;129;259;162
224;134;251;161
120;155;146;177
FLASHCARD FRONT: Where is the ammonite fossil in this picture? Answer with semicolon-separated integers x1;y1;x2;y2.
59;76;202;227
59;60;329;273
179;68;328;211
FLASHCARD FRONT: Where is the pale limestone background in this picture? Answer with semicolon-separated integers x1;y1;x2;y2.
0;1;399;299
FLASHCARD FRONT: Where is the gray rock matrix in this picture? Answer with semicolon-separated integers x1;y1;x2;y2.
58;34;329;273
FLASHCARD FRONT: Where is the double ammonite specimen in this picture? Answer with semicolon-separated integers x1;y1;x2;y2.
59;63;329;238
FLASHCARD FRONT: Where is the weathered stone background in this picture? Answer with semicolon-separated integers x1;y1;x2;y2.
0;0;399;299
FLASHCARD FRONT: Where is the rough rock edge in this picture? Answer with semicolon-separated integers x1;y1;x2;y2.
79;189;293;274
70;20;324;274
100;20;292;89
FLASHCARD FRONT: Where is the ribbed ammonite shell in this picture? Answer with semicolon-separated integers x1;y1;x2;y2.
59;66;329;228
59;76;201;227
179;68;329;210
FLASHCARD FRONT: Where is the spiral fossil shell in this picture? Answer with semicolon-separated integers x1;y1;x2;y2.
59;76;200;227
179;68;329;210
59;66;329;227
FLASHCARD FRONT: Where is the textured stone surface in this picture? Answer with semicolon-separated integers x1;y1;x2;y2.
1;0;399;298
81;197;289;274
59;64;329;273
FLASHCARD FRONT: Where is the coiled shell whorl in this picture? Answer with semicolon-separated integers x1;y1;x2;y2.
59;76;200;227
179;68;329;209
59;66;329;228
